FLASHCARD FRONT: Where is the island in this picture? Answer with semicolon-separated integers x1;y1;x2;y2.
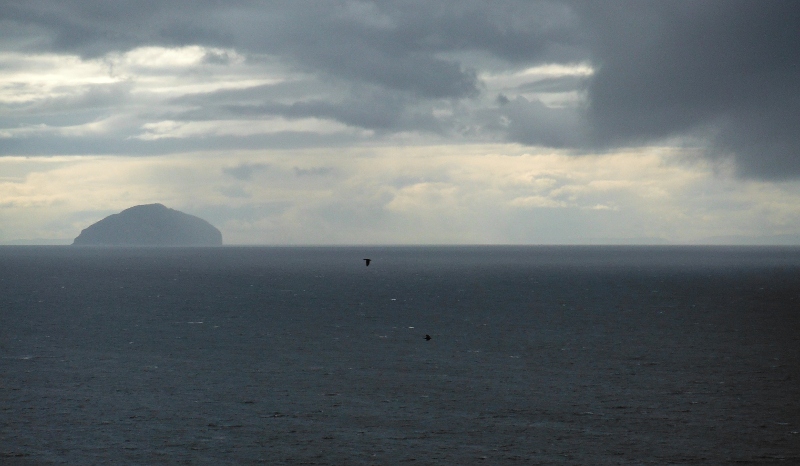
72;203;223;246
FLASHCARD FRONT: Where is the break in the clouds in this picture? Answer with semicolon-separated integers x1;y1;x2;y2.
1;1;799;244
5;147;800;245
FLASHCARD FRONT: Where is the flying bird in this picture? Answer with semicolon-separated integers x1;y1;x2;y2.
363;258;371;266
425;334;431;341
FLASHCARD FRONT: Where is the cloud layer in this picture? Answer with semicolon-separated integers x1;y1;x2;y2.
2;1;800;244
2;0;797;178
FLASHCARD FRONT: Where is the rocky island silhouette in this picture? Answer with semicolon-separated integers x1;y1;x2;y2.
72;203;222;246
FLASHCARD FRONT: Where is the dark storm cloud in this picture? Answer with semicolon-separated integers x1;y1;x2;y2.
3;0;800;178
575;0;800;178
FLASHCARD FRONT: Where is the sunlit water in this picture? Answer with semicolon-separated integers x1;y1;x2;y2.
2;246;799;464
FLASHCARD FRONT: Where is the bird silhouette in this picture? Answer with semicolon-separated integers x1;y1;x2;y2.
425;334;431;341
363;258;371;266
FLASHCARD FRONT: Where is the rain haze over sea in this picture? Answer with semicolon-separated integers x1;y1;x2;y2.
2;246;799;464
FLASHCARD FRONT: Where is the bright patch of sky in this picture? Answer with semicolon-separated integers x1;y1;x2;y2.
3;146;800;245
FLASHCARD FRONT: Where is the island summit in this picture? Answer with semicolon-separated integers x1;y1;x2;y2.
72;204;223;246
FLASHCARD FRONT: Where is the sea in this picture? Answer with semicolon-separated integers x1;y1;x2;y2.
1;246;799;465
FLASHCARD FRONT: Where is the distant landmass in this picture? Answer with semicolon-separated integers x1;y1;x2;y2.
72;204;222;246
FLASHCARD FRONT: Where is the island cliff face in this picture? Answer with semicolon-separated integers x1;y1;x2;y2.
72;204;223;246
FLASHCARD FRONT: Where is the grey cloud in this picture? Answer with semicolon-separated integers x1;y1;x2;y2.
576;0;800;178
1;1;584;98
0;0;229;55
270;22;480;99
293;166;333;177
1;1;485;98
5;82;132;117
2;1;570;149
172;84;446;134
223;163;270;181
516;75;588;93
1;1;162;55
3;0;800;178
168;81;325;108
222;98;406;131
234;1;579;98
234;97;443;133
499;96;585;148
0;130;366;156
374;1;582;63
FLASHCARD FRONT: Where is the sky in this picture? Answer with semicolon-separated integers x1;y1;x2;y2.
1;0;799;245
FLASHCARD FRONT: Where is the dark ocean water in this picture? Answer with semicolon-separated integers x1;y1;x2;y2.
1;246;799;465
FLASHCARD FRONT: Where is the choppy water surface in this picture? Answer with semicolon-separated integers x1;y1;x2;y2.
2;246;799;464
